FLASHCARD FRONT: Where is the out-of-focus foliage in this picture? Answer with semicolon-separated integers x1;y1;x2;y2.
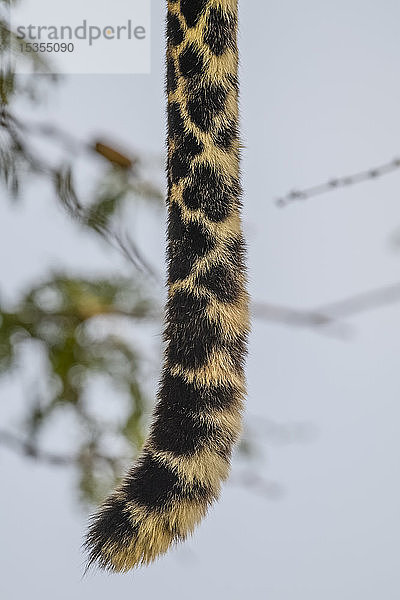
0;107;163;271
0;4;166;505
0;0;56;105
0;275;159;504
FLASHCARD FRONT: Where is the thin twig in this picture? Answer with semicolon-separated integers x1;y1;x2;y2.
0;429;74;466
276;157;400;207
314;281;400;319
253;281;400;334
0;428;126;470
252;302;350;337
230;471;285;500
0;108;160;279
245;416;317;445
0;428;286;501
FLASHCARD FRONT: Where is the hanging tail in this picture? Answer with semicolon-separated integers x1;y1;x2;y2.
85;0;249;571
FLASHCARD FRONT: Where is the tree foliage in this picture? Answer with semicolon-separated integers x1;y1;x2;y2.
0;6;167;504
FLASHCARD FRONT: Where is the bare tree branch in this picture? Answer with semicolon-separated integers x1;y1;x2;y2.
0;429;75;466
0;428;127;471
245;416;317;445
230;471;285;500
253;281;400;334
0;427;286;500
276;157;400;207
0;107;161;280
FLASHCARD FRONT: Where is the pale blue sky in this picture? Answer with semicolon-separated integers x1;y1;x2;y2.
1;1;400;598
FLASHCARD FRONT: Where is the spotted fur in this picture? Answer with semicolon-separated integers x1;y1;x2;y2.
85;0;249;572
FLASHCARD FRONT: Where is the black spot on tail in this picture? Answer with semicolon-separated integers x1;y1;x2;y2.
123;451;210;509
170;148;191;183
152;371;240;455
158;370;239;414
180;0;208;28
167;12;185;47
214;120;238;150
204;7;237;56
150;402;219;455
166;57;178;93
227;332;248;374
179;130;204;158
182;163;234;222
225;234;246;271
179;43;204;79
187;84;228;131
165;290;222;369
168;202;186;240
86;497;137;568
226;73;239;92
167;208;216;282
168;101;185;138
167;289;209;322
197;263;241;303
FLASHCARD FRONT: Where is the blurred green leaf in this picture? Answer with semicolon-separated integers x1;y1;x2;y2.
0;274;159;503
